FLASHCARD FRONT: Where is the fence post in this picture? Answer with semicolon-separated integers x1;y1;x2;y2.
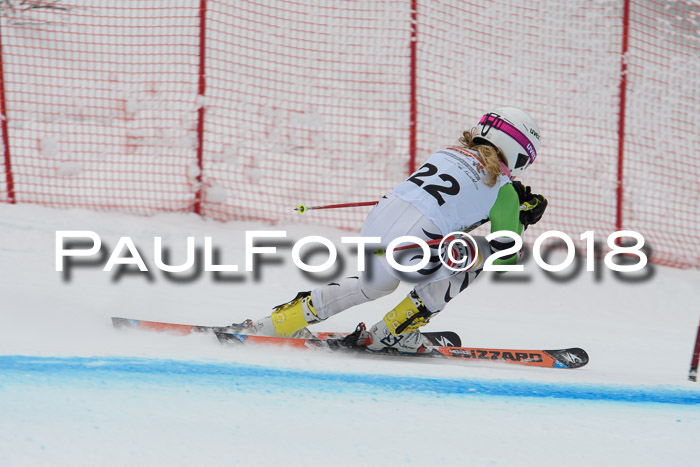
408;0;418;176
615;0;631;232
194;0;207;215
0;20;16;203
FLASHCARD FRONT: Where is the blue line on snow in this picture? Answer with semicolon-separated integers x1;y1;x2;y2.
1;355;698;405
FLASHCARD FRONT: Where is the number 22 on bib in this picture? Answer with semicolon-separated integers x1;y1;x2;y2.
391;147;510;234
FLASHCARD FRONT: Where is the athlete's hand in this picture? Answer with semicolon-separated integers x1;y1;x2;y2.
512;181;547;228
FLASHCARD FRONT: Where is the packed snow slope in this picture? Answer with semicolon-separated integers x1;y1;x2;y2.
0;204;698;466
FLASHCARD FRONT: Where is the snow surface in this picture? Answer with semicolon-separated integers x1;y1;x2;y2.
1;203;699;466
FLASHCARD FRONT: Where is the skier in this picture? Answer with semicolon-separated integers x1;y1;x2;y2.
252;106;548;352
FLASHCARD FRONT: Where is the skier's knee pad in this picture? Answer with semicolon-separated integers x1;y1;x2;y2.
358;271;399;301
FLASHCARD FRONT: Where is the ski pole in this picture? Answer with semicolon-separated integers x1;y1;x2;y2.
374;234;459;256
295;201;377;214
373;201;538;256
690;316;700;382
295;193;540;214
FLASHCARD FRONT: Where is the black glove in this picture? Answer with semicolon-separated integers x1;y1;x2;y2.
512;181;548;228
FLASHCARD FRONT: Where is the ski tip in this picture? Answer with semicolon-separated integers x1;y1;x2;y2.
425;331;461;348
546;347;589;369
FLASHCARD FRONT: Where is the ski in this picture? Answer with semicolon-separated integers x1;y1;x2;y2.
434;345;588;368
215;331;588;369
110;317;461;347
111;317;261;336
111;316;587;368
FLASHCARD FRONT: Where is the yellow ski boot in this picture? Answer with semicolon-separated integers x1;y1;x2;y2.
255;292;320;337
366;290;435;353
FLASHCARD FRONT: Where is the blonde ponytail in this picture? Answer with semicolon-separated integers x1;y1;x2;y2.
458;128;506;187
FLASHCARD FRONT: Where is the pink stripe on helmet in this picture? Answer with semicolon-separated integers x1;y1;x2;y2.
479;114;537;163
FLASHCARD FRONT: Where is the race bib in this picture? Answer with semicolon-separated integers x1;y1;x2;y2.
391;147;509;234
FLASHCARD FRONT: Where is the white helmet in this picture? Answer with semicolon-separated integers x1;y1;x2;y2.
473;106;541;178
